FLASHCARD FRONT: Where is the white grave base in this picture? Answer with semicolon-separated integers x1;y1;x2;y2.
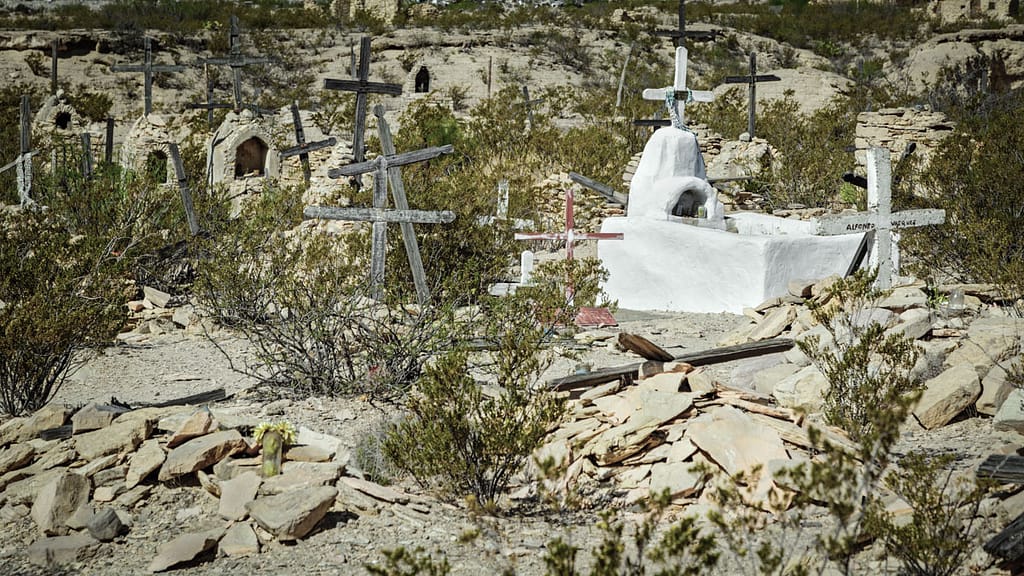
598;212;864;314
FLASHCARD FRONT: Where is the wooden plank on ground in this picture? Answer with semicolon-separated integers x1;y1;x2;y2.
549;337;794;391
978;454;1024;484
618;333;674;362
985;510;1024;566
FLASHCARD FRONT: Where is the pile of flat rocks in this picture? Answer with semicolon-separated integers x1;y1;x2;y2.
531;276;1023;509
0;402;415;572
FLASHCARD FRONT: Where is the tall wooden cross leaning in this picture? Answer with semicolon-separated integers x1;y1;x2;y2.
167;143;201;237
816;147;946;289
111;37;187;116
515;188;624;301
304;112;454;303
642;46;714;129
0;96;36;205
203;16;270;112
280;101;337;185
723;53;780;139
520;86;544;130
323;36;402;189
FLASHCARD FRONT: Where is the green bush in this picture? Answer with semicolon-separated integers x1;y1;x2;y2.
0;208;122;416
382;288;568;509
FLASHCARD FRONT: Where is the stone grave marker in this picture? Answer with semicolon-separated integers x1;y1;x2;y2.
0;95;36;205
642;46;714;129
305;109;454;302
202;16;271;112
280;101;337;185
167;142;201;237
723;53;781;139
816;147;946;288
111;37;187;116
323;36;402;189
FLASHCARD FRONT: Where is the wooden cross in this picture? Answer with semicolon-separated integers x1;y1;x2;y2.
323;36;402;188
723;53;781;139
0;96;36;205
186;65;233;125
518;86;544;130
816;147;946;289
111;37;187;116
167;142;201;237
655;0;717;48
569;172;629;206
280;101;337;185
203;15;271;112
642;46;714;128
514;188;624;301
306;112;454;302
633;109;670;129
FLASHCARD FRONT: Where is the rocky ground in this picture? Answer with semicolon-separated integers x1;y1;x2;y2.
1;279;1023;576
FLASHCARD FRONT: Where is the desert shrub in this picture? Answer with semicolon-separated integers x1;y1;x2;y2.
24;50;47;77
66;88;113;123
365;547;451;576
382;286;568;509
798;270;922;443
899;88;1024;303
195;184;454;399
864;452;992;576
0;208;123;416
545;490;720;576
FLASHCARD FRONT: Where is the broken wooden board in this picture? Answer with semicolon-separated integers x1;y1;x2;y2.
985;509;1024;569
618;333;674;362
978;454;1024;484
549;337;794;391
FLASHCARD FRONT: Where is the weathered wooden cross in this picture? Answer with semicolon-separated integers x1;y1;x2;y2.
723;53;781;139
515;188;624;302
0;96;36;205
569;172;629;206
519;86;544;130
642;46;714;129
280;101;337;185
323;36;403;189
111;37;187;116
203;16;271;112
186;65;233;125
305;106;454;303
655;0;717;48
816;147;946;289
167;142;201;237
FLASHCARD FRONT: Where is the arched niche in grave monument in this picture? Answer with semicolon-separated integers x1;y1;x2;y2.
234;136;269;178
55;111;72;130
118;115;177;183
415;66;430;93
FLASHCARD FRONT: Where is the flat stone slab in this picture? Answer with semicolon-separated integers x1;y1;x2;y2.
27;534;100;567
148;528;224;573
246;485;338;541
31;471;91;535
219;471;261;521
166;408;218;448
74;418;153;462
913;364;981;430
126;439;166;489
259;462;344;495
159;429;246;482
219;522;259;557
0;443;34;476
338;476;410;504
71;403;129;434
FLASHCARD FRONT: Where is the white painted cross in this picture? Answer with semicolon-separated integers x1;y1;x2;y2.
641;46;715;128
816;147;946;288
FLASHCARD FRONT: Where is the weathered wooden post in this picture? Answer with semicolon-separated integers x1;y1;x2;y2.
104;117;114;164
51;40;58;95
167;143;201;237
80;132;93;180
0;96;37;205
280;101;337;185
723;53;781;139
111;37;187;116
